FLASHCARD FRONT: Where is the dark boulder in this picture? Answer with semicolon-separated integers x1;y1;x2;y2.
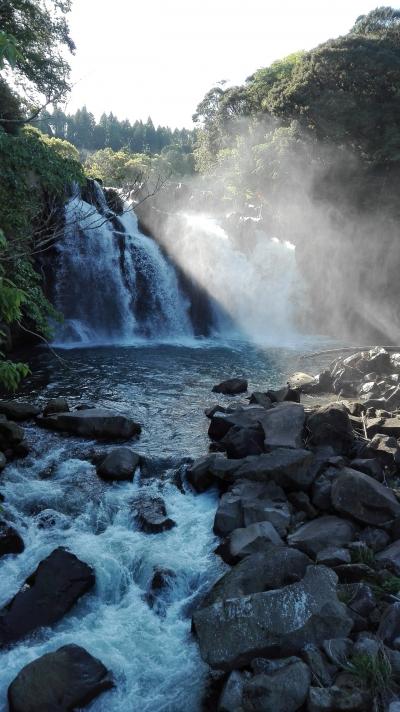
216;521;283;564
96;448;140;481
208;406;266;441
212;378;248;395
288;516;356;559
201;547;311;608
306;403;354;454
220;424;264;459
38;408;141;440
242;657;311;712
192;566;352;670
43;398;70;416
259;402;305;450
331;467;400;525
8;644;113;712
131;493;176;534
0;401;40;421
0;521;24;557
0;419;24;451
0;548;95;646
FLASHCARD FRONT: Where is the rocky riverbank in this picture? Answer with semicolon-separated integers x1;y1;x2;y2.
188;348;400;712
2;346;400;710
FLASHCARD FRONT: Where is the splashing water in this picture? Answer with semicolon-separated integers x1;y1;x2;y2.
159;212;301;344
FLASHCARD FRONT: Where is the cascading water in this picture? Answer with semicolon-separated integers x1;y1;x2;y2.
53;186;194;345
52;182;302;347
158;212;301;344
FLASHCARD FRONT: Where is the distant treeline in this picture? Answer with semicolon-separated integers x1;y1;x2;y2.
36;106;195;155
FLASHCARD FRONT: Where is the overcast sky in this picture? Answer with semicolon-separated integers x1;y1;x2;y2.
66;0;382;128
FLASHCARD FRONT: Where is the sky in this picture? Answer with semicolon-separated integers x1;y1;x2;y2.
66;0;383;128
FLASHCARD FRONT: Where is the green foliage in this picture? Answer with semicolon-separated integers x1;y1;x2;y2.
346;649;393;707
0;127;84;389
350;545;376;566
0;0;74;101
0;29;21;70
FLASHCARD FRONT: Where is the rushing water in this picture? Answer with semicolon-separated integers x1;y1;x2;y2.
0;341;332;712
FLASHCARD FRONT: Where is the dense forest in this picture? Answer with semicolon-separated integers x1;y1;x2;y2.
1;2;400;388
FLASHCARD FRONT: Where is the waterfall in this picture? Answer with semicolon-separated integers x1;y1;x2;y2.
157;212;301;344
52;183;301;347
53;187;195;346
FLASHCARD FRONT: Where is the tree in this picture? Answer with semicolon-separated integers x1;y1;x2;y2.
0;0;74;101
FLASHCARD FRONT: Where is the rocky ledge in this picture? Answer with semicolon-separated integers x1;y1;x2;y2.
189;348;400;711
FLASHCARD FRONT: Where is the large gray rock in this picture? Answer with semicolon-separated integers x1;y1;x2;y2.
97;448;140;481
377;602;400;650
221;424;265;459
0;548;95;647
39;408;141;440
0;401;40;421
187;449;314;493
306;403;354;454
192;566;353;670
288;516;356;559
218;670;247;712
202;548;311;608
242;657;311;712
212;378;248;395
259;402;305;450
331;467;400;525
217;522;283;564
208;406;266;441
8;644;113;712
0;419;24;450
214;480;291;537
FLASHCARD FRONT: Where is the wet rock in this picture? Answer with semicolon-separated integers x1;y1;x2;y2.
0;452;6;471
216;521;283;564
288;516;356;559
205;404;226;419
131;493;176;534
333;563;376;584
39;408;141;440
259;402;305;450
306;403;354;454
242;656;311;712
221;424;264;459
43;397;70;416
331;467;400;525
8;644;113;712
266;384;300;403
367;416;400;439
212;378;248;395
188;449;314;492
202;548;311;608
248;392;273;409
97;447;140;481
147;567;176;614
208;406;266;441
0;521;24;557
192;566;352;670
0;419;24;451
0;547;95;646
0;401;40;421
